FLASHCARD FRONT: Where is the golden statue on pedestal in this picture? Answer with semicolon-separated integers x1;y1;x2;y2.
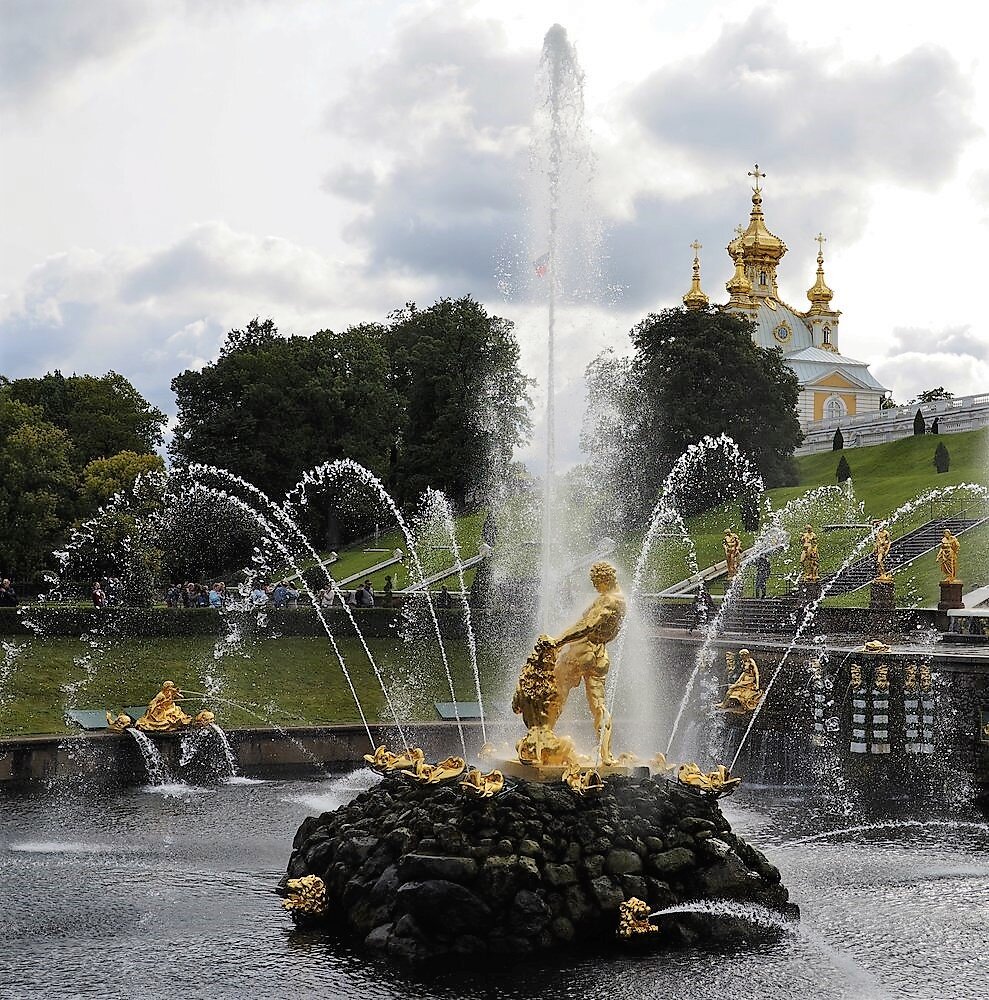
512;561;626;767
799;525;820;581
136;681;193;732
872;522;893;582
936;529;960;583
716;648;763;714
723;529;742;580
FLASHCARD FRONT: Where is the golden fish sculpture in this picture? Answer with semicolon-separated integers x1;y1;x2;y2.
460;768;505;798
677;762;741;796
562;762;604;796
362;745;426;773
403;756;467;784
105;711;132;733
617;897;658;939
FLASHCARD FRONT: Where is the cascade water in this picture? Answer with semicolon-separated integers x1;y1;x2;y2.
127;729;170;785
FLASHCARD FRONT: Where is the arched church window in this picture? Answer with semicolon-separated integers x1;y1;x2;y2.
759;270;767;285
824;396;846;421
823;325;832;345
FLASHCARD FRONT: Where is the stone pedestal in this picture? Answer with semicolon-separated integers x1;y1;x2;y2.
869;579;896;611
797;579;822;604
938;580;964;611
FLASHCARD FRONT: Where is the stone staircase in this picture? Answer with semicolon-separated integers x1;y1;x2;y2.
720;597;804;634
822;516;987;595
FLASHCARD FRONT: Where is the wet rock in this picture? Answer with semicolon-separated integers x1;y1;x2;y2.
398;853;478;884
543;862;577;887
605;848;643;875
589;876;624;913
394;879;491;934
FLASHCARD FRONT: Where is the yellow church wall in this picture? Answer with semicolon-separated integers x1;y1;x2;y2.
813;391;857;421
813;372;859;390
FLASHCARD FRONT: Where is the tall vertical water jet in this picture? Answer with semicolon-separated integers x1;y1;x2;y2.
532;24;590;630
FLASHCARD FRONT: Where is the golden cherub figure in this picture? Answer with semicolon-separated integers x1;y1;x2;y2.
723;528;743;580
936;529;960;584
135;681;193;732
799;525;820;581
872;521;893;582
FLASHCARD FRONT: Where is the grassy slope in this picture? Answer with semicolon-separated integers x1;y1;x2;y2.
625;428;988;603
0;634;487;736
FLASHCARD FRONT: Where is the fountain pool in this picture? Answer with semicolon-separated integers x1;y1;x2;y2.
2;773;988;999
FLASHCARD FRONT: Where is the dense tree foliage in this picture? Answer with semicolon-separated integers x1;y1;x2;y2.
170;299;533;513
5;371;166;468
0;390;77;576
836;454;852;483
81;451;166;506
581;307;802;528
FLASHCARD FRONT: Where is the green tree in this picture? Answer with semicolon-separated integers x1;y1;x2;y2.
582;307;802;527
832;427;844;451
385;297;533;506
934;442;950;473
836;454;852;483
0;390;78;576
913;409;926;435
6;371;166;468
170;318;401;502
81;451;166;507
913;387;954;404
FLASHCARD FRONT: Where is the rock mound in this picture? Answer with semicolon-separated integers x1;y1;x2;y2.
280;771;793;964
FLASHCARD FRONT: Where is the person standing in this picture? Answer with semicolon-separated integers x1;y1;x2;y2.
0;578;18;607
754;555;771;599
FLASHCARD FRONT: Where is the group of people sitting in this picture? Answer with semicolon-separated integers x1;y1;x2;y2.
165;581;230;608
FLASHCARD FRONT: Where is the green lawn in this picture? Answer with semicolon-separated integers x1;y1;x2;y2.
0;634;493;736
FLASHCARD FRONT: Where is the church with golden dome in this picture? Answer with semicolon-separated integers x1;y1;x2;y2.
683;165;888;430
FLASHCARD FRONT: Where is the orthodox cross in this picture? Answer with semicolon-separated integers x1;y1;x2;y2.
747;164;765;192
815;232;827;253
734;224;745;238
690;239;703;259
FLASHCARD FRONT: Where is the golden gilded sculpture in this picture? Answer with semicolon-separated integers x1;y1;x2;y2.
872;522;893;582
723;529;743;580
874;664;890;692
513;562;626;767
650;752;674;775
618;897;658;939
936;529;960;583
460;768;505;798
919;664;932;691
105;711;132;733
135;681;193;732
904;664;918;692
362;744;426;773
849;663;863;690
561;762;604;796
403;756;467;784
282;875;327;923
716;648;763;714
799;525;820;581
861;640;891;653
677;763;740;794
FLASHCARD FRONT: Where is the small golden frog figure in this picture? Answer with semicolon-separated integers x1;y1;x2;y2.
136;681;193;732
936;529;961;584
723;528;743;580
282;875;327;924
800;525;820;581
716;648;763;714
617;897;658;939
460;768;505;798
561;761;603;796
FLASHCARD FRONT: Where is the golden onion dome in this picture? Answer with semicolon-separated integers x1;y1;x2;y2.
682;240;710;310
807;234;834;311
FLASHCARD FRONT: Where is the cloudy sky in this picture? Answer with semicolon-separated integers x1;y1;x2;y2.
1;0;987;469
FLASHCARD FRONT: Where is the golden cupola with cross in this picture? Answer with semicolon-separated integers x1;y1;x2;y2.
702;165;888;430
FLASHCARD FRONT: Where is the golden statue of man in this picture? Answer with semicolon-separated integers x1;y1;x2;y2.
799;525;820;581
723;529;742;579
553;561;626;765
936;528;960;583
873;521;893;582
136;681;193;732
